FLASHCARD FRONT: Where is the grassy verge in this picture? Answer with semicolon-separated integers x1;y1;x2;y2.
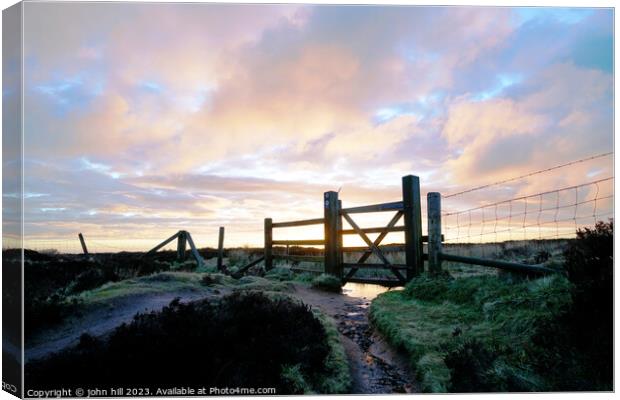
370;273;574;392
77;272;208;304
77;270;301;304
310;311;351;393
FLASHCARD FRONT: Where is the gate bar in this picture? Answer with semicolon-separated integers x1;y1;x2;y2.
272;218;324;228
340;226;406;235
341;201;404;214
272;239;325;246
343;263;409;270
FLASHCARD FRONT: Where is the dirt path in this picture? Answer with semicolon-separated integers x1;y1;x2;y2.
26;282;416;394
25;289;224;362
291;284;417;394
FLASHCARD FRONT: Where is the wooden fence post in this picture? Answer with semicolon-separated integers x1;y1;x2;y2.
402;175;423;279
185;232;206;268
217;226;225;271
177;230;187;261
324;191;341;279
78;233;88;255
337;200;344;275
264;218;273;270
427;192;442;274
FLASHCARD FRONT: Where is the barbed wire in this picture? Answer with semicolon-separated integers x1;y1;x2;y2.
443;152;613;198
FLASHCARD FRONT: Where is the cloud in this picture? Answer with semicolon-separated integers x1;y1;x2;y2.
18;4;613;247
442;62;612;186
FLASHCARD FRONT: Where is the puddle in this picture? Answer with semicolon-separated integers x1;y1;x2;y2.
342;282;404;300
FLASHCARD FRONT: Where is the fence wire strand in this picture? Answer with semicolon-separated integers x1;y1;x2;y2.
444;152;613;198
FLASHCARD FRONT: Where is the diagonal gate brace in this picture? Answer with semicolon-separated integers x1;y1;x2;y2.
341;211;406;282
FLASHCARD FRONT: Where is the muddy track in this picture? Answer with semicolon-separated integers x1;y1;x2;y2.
291;284;417;394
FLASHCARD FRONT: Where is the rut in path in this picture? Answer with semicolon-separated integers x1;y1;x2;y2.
291;284;417;394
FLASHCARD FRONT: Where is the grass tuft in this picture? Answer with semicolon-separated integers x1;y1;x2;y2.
311;274;342;293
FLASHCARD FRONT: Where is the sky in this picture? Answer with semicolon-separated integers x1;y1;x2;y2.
6;3;614;251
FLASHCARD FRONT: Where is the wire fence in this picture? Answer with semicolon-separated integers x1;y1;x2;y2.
440;153;613;264
442;177;613;243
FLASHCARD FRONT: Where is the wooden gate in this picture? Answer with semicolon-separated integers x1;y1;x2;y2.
260;175;425;286
325;175;424;286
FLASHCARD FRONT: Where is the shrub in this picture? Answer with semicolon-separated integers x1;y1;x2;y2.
26;292;332;394
66;268;118;294
560;220;613;389
311;274;342;293
25;293;81;334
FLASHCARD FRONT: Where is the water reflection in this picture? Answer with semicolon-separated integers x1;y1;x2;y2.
342;282;404;300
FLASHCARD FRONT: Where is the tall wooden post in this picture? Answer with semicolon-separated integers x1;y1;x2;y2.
324;191;341;279
217;226;225;271
78;233;88;255
264;218;273;270
427;192;443;274
337;200;344;277
177;230;187;261
402;175;423;279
